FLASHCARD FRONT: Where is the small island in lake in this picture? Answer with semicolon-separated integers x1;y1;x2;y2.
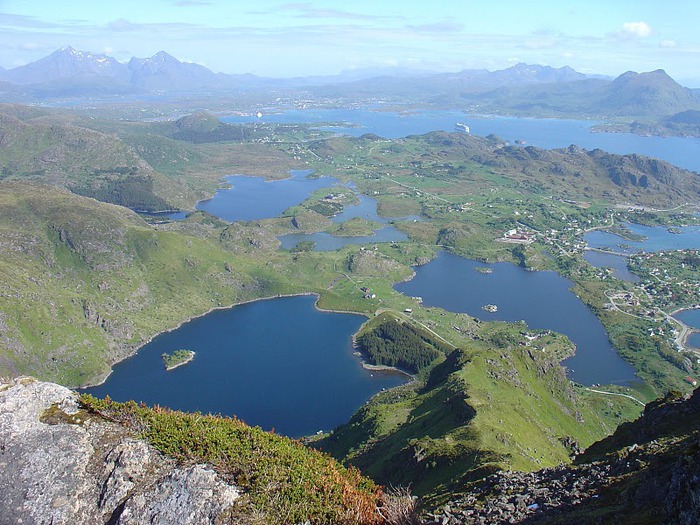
162;349;195;371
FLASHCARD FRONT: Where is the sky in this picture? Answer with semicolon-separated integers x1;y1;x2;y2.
1;0;699;85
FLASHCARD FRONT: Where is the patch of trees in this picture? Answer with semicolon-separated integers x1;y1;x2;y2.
307;200;343;217
72;175;169;212
682;253;700;268
356;318;450;373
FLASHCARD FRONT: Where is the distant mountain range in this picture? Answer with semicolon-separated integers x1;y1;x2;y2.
0;47;238;94
1;47;699;122
465;68;700;118
0;47;597;94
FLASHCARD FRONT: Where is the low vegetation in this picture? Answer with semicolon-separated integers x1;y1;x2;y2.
318;336;642;507
79;394;384;525
161;349;195;370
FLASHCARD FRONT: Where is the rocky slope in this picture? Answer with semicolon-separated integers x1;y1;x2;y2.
0;377;240;524
424;388;700;525
0;377;393;524
3;377;697;524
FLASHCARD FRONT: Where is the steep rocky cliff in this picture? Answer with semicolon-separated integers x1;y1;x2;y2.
0;377;240;524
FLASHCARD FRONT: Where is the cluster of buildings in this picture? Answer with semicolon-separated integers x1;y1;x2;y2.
500;229;536;244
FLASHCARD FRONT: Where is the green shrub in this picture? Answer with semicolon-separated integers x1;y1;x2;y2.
80;395;383;524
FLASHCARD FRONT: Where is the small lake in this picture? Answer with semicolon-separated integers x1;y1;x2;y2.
585;223;700;254
196;169;338;222
583;251;640;283
82;295;406;437
222;109;700;172
192;169;412;249
675;309;700;350
394;251;638;386
278;192;413;251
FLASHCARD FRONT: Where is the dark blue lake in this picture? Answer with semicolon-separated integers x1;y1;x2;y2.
82;295;406;437
585;223;700;254
394;251;638;386
222;109;700;172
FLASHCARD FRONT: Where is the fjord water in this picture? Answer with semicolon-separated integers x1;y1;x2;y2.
83;296;406;437
222;109;700;172
395;251;638;386
585;223;700;254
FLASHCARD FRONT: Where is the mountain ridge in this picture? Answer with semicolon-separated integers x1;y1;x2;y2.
2;49;698;124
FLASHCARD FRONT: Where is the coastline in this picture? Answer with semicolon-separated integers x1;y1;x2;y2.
164;351;196;371
352;346;416;381
80;291;370;389
163;168;323;219
669;306;700;351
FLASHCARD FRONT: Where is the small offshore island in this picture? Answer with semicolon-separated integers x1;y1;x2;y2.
161;349;195;371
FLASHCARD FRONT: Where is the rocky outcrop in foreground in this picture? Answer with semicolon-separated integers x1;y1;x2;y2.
0;377;239;524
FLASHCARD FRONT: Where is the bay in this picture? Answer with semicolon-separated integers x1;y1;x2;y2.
196;169;338;222
394;251;638;386
688;333;700;350
82;295;407;437
585;223;700;254
675;309;700;351
676;309;700;329
583;251;640;283
222;109;700;172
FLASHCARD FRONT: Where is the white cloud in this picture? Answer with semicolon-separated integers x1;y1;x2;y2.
621;21;651;38
607;21;652;44
659;39;677;48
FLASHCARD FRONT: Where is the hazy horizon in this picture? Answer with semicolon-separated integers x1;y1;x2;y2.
1;0;699;85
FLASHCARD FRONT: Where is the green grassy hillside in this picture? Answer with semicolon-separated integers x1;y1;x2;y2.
0;180;424;387
317;335;642;506
0;181;373;386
